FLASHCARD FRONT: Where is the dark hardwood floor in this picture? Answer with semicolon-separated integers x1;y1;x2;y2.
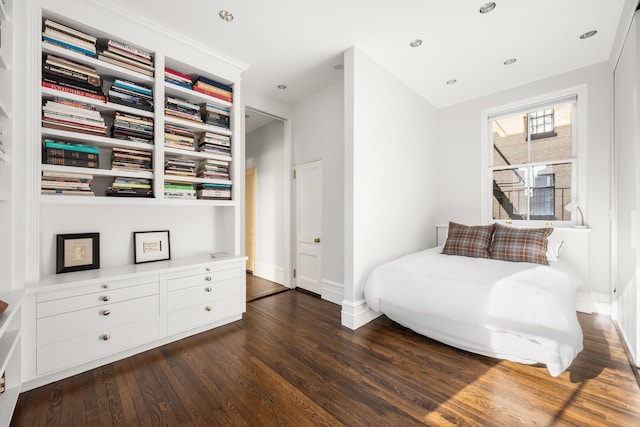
246;273;288;302
11;290;640;426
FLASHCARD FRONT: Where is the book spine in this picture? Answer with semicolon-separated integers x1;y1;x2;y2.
44;140;100;154
107;39;151;60
43;64;101;86
42;81;107;102
44;157;99;168
192;86;232;102
193;81;232;98
45;148;99;160
42;37;96;57
193;77;232;93
164;67;192;82
44;19;97;43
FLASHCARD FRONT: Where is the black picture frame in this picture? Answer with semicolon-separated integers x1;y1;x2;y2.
56;233;100;274
133;230;171;264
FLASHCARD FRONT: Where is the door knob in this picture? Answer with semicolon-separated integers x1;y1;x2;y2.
314;238;320;243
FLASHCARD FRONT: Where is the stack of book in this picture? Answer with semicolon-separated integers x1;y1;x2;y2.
165;157;196;177
164;68;192;89
196;183;232;200
197;159;229;180
106;177;153;197
192;76;232;102
197;132;231;157
165;97;202;123
42;19;97;57
164;124;195;151
42;97;107;136
112;111;154;144
98;40;154;77
111;147;152;172
200;103;230;130
42;54;106;102
41;170;94;196
42;139;99;168
108;79;153;112
164;181;196;200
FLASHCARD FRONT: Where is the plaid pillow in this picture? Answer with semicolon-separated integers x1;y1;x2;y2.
442;222;495;259
490;224;553;265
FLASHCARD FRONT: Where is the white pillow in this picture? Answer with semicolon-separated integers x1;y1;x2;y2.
546;236;564;262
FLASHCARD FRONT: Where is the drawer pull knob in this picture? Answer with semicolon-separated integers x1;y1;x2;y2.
102;295;110;302
102;284;109;289
206;267;211;272
205;276;212;281
102;334;111;341
205;306;213;311
205;287;212;292
102;310;111;316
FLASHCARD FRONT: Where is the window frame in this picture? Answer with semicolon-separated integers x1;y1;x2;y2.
480;87;587;228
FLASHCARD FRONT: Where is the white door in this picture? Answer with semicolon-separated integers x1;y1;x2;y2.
295;160;322;294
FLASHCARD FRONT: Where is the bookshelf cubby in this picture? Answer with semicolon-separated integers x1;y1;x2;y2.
39;15;236;205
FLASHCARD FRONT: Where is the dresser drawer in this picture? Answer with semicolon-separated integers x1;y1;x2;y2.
37;316;160;375
167;266;242;292
37;281;159;318
37;295;159;346
168;278;242;312
167;295;244;335
37;275;160;303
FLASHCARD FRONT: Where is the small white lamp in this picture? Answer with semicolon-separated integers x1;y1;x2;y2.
565;201;587;228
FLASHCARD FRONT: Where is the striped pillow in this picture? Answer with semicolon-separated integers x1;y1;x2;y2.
490;224;553;265
442;222;495;259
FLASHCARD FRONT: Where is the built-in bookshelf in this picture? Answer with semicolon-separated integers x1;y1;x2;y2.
39;15;236;205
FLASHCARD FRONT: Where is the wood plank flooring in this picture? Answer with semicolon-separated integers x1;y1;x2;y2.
11;290;640;426
246;273;288;302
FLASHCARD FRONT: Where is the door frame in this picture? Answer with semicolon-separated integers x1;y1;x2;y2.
243;105;293;288
245;167;257;273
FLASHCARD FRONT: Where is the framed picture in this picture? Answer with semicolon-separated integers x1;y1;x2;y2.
56;233;100;274
134;230;171;264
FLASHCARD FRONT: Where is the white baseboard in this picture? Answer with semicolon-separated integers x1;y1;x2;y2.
254;262;284;285
576;289;610;315
341;299;381;330
321;279;344;305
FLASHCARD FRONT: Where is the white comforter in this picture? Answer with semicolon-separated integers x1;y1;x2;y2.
364;247;583;376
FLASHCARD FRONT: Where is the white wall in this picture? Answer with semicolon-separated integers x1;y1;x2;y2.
246;120;286;283
343;47;439;329
292;80;345;295
39;205;232;275
435;62;613;298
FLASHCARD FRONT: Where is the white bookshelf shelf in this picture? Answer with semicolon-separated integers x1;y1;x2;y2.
164;82;232;109
41;164;154;180
42;87;155;119
42;42;154;84
40;194;235;207
43;128;154;152
163;175;231;186
163;146;231;162
164;115;231;136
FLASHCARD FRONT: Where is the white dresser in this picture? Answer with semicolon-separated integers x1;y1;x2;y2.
23;255;246;390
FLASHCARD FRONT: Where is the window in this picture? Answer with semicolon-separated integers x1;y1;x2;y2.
489;97;575;223
528;108;557;140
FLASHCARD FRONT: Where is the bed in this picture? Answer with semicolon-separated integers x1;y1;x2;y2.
363;223;584;377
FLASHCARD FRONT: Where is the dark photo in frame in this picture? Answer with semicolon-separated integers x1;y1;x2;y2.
56;233;100;273
134;230;171;264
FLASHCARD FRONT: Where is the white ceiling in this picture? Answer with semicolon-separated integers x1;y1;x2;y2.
105;0;628;109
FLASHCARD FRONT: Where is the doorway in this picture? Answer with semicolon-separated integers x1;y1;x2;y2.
245;107;290;301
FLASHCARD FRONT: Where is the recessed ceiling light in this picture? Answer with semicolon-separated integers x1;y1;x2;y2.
410;39;423;48
479;2;496;14
579;30;597;39
219;10;234;22
333;64;344;71
446;79;457;85
277;84;287;90
504;58;517;65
